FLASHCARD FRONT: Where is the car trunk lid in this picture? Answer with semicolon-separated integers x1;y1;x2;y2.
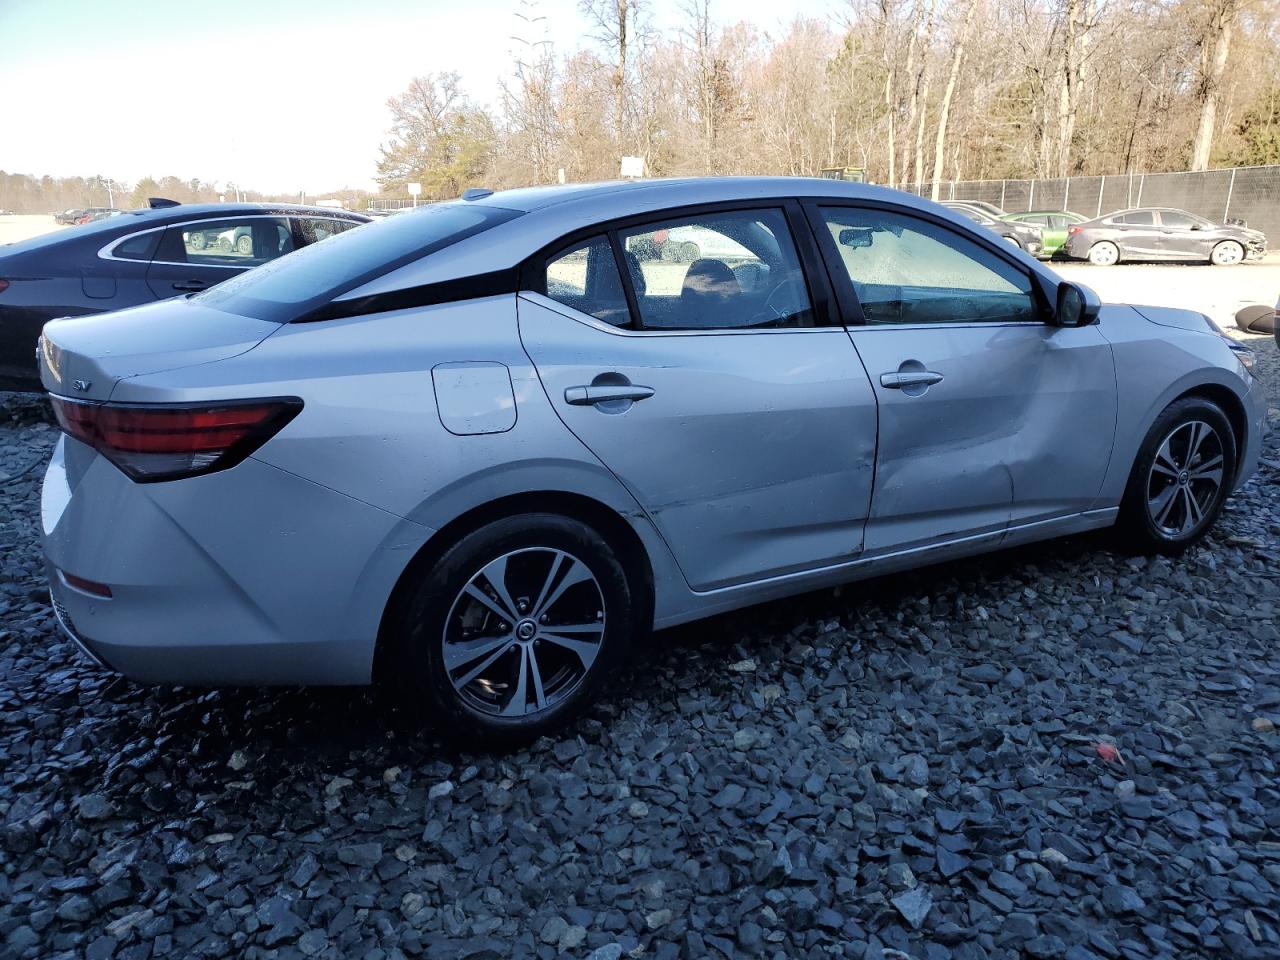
39;298;279;401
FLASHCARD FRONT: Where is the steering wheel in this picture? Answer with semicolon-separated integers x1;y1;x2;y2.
751;275;806;326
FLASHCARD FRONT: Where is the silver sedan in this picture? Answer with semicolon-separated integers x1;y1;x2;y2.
38;178;1264;743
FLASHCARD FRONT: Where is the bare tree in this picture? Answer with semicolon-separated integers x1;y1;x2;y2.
930;0;978;199
580;0;645;154
1191;0;1244;170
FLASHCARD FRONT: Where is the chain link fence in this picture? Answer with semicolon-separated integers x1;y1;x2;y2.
900;164;1280;243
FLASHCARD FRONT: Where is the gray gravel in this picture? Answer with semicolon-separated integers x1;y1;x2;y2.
2;337;1278;960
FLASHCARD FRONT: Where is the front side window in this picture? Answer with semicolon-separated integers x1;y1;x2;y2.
543;236;630;327
1158;211;1206;229
158;217;294;267
819;207;1039;325
196;203;521;323
618;208;813;330
297;217;362;245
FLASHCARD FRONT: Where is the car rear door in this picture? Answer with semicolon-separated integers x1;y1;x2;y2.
1112;211;1161;258
145;216;294;299
809;203;1117;553
519;204;878;591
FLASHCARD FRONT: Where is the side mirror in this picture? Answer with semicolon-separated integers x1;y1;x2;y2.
1056;282;1100;327
1190;223;1205;231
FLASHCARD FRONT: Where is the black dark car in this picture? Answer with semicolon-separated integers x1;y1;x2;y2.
0;202;369;390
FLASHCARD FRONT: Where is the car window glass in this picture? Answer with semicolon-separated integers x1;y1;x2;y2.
297;217;361;245
618;208;813;330
1024;215;1050;227
1117;211;1155;226
1159;211;1200;229
195;203;521;323
819;207;1039;325
543;236;631;327
113;231;160;261
160;218;294;267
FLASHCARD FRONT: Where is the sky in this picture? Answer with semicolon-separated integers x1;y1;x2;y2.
0;0;844;195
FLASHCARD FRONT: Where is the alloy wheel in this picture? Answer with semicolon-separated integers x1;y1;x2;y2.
442;547;606;717
1145;420;1225;537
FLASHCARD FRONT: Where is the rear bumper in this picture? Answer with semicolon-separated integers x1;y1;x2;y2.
41;437;433;686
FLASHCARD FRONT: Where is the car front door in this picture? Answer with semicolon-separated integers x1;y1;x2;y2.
810;203;1117;554
519;206;878;591
1155;211;1213;260
145;216;294;299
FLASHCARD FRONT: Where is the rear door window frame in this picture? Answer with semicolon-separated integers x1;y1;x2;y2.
521;198;838;336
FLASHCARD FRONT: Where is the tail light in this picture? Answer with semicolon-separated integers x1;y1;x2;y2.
1068;226;1082;236
0;279;9;295
50;396;302;483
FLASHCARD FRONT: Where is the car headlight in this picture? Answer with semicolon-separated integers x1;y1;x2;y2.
1225;338;1256;376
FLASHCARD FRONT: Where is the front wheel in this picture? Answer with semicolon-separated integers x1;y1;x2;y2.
1088;241;1119;266
392;514;638;744
1118;398;1236;555
1210;240;1244;266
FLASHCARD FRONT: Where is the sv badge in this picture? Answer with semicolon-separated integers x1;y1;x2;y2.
72;379;92;393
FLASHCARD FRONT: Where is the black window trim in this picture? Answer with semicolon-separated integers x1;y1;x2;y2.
801;198;1055;327
519;198;839;334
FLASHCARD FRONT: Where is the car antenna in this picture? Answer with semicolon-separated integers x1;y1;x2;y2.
461;188;493;201
148;197;181;209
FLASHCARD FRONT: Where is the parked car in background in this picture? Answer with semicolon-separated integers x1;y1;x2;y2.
943;202;1045;257
0;202;369;389
37;178;1261;742
951;199;1008;219
74;208;121;225
1002;210;1088;258
55;209;86;225
1063;208;1268;266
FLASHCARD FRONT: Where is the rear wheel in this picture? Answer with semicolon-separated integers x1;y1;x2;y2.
1210;240;1244;265
1088;241;1119;266
393;514;637;744
236;235;252;255
1118;398;1236;555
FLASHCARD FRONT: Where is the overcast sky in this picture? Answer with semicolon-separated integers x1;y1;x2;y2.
1;0;844;194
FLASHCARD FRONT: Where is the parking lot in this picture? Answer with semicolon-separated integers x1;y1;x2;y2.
1;227;1278;960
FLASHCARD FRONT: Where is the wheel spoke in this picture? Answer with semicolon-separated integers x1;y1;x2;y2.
534;556;593;618
1185;422;1207;464
1184;486;1206;529
501;645;530;716
540;621;604;634
540;630;602;667
527;646;548;712
451;638;514;689
530;550;566;616
462;583;515;625
443;633;513;673
1155;439;1181;473
1149;484;1179;526
478;555;520;620
1189;454;1223;483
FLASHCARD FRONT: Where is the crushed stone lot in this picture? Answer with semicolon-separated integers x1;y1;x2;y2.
0;336;1278;960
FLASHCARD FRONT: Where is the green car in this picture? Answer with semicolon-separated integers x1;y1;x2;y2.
1002;211;1088;258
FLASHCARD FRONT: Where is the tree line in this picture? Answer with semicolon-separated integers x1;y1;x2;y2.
0;172;372;216
377;0;1280;201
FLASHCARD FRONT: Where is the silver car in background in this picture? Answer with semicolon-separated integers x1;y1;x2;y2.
39;178;1263;743
1063;207;1268;266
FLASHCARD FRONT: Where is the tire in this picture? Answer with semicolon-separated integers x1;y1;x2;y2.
1088;241;1119;266
682;242;701;261
391;514;637;745
1210;240;1244;266
1003;235;1022;248
190;232;207;251
236;235;252;255
1117;397;1237;555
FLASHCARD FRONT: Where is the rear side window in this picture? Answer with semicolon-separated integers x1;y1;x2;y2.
297;217;362;245
544;237;631;327
1115;211;1155;226
196;203;521;323
112;231;160;261
157;217;294;267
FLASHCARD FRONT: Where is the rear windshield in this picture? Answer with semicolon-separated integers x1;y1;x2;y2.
195;202;522;322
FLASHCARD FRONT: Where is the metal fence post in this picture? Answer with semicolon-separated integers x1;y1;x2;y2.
1097;176;1105;217
1000;180;1006;210
1064;177;1070;211
1136;175;1145;206
1224;167;1237;221
1029;180;1035;209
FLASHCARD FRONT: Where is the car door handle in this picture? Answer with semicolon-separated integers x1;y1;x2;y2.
880;371;944;389
564;384;655;405
171;280;208;291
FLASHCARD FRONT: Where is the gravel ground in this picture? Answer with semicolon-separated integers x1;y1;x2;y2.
1;337;1278;960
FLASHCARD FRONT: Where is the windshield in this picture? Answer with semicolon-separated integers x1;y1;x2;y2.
196;202;522;323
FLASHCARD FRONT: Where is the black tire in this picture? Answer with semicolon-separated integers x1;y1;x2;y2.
392;513;637;745
1117;397;1237;555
